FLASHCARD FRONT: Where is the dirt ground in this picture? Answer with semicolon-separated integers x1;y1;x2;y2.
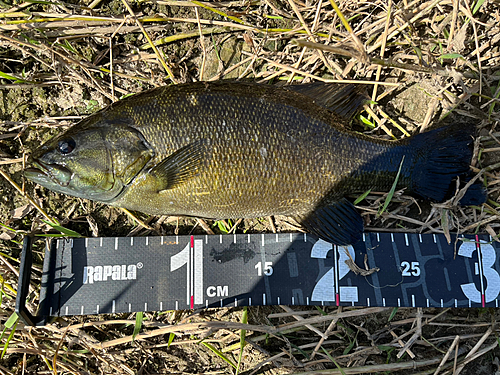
1;0;500;374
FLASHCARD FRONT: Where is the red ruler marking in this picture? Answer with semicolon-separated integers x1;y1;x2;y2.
334;245;340;307
190;235;194;309
475;235;485;308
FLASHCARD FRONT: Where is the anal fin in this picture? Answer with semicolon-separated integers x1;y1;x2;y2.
298;198;364;246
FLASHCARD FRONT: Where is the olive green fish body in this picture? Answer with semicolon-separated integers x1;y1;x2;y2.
26;82;485;245
102;83;402;217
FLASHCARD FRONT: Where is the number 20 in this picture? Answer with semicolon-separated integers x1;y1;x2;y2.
401;261;420;276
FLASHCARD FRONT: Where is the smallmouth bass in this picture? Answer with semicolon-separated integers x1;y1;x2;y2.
25;82;486;245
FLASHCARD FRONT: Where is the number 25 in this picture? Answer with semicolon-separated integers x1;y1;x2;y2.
401;261;420;276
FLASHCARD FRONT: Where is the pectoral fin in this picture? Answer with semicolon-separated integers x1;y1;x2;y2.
298;198;364;245
150;140;208;192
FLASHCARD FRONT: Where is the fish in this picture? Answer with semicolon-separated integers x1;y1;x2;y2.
25;81;486;245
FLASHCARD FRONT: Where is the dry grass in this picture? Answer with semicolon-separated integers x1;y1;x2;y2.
1;0;500;374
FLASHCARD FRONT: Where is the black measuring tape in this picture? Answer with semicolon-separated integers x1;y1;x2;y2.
16;232;500;325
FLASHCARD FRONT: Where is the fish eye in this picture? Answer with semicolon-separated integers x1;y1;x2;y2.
57;138;76;155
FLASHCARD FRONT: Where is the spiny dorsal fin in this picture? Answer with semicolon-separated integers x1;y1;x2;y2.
287;83;367;119
150;140;209;192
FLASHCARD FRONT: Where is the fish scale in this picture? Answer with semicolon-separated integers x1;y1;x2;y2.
110;84;394;216
25;81;486;245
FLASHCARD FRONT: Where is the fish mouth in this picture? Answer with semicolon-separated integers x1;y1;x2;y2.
25;160;73;187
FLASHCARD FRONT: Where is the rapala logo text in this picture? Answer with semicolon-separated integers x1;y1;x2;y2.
83;264;140;284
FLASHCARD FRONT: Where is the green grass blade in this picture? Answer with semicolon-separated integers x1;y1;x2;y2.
40;220;83;237
1;315;18;359
4;312;18;328
472;0;486;14
214;220;229;234
0;273;16;296
201;342;237;369
378;156;405;217
315;305;328;315
354;189;371;205
321;347;346;375
0;277;3;307
191;0;246;25
236;306;248;374
132;312;143;342
290;342;310;359
0;70;29;83
438;53;464;64
167;333;175;348
0;223;17;232
488;81;500;120
359;114;376;129
388;307;398;322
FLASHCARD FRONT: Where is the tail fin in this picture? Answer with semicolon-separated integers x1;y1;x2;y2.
408;123;487;205
458;180;487;205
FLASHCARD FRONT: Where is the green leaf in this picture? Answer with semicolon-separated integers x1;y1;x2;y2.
0;223;17;232
290;342;309;359
264;14;283;19
19;33;40;46
5;312;18;328
0;272;16;297
472;0;486;14
214;220;229;234
167;333;175;348
0;70;29;84
388;307;398;322
132;312;143;342
343;338;356;355
341;327;359;356
236;306;248;375
211;34;221;61
69;349;90;354
488;81;500;120
202;342;237;369
120;93;136;99
378;156;405;217
41;220;83;237
314;305;328;315
86;99;99;112
412;45;423;62
438;53;464;63
1;317;18;359
354;189;371;205
0;71;19;81
321;347;347;375
359;115;376;129
60;40;77;54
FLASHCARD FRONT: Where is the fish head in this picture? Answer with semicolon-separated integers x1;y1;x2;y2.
25;117;153;202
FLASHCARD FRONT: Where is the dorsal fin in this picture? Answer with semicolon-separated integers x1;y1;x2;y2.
286;83;367;119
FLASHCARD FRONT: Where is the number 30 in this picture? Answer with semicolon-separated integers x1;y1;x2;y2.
459;240;500;303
